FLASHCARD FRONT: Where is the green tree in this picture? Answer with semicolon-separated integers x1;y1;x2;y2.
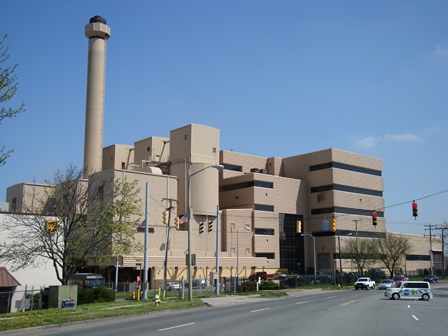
375;233;413;279
0;164;142;284
343;238;378;275
0;34;26;166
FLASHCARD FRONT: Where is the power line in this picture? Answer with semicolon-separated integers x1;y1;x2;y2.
382;189;448;211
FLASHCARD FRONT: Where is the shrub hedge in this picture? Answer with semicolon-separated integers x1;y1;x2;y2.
77;287;116;304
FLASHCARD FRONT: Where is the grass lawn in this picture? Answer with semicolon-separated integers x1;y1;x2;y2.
0;285;344;332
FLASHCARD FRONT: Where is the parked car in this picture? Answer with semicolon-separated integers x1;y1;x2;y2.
166;282;180;291
392;275;408;284
424;275;439;283
185;279;206;289
378;279;395;290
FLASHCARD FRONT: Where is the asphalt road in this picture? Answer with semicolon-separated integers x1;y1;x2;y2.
6;282;448;336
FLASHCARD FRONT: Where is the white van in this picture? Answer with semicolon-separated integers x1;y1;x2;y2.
386;281;432;301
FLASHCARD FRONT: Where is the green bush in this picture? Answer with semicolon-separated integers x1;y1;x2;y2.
78;287;116;304
259;280;279;290
239;281;256;292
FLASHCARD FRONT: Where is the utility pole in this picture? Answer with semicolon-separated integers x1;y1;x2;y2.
424;224;438;275
162;198;178;293
436;227;446;279
352;219;361;274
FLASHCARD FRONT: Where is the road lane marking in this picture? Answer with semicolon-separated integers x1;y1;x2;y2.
251;308;270;313
340;300;357;306
159;322;195;331
327;296;336;299
412;315;419;321
408;305;411;308
296;301;309;305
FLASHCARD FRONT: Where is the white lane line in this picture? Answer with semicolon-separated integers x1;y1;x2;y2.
296;301;309;305
408;305;411;308
327;296;336;299
251;308;270;313
159;322;196;331
412;315;419;321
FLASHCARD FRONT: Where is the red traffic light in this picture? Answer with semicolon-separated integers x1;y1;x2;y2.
372;211;377;226
412;201;418;219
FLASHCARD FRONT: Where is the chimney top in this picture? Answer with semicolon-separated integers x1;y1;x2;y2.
89;15;107;24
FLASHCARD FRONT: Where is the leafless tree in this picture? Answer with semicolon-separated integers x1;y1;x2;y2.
0;164;142;284
375;232;413;279
343;238;378;275
0;34;26;166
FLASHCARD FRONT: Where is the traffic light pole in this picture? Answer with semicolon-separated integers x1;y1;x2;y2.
142;183;149;300
162;198;178;292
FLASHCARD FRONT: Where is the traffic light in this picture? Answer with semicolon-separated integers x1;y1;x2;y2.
208;220;213;232
199;222;204;234
330;218;336;232
296;220;302;233
175;216;180;230
412;201;418;219
372;211;377;226
163;210;169;225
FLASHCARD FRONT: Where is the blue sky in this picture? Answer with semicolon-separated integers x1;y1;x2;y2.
1;0;447;235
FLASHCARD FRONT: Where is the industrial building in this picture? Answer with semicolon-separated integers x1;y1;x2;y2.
2;15;442;289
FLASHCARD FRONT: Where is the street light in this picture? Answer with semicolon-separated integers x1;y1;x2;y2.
187;164;224;301
235;224;251;294
337;235;343;287
352;219;361;274
301;233;316;281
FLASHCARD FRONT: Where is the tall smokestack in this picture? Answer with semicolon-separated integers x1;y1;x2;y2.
83;15;110;178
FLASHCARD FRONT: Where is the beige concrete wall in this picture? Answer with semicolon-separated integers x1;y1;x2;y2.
7;183;54;213
133;136;170;164
220;150;267;177
102;144;134;170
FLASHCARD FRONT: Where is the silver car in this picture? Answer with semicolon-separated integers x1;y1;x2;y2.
378;279;395;290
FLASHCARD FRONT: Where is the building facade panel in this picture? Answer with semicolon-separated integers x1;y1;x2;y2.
332;149;383;171
134;136;170;164
332;169;383;191
220;150;268;174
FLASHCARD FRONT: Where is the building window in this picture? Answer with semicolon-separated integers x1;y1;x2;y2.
310;207;384;217
222;164;242;172
147;146;151;152
255;253;275;259
11;197;17;211
221;180;273;192
254;228;274;235
254;204;274;212
406;255;431;261
310;184;383;197
309;162;382;176
121;162;126;169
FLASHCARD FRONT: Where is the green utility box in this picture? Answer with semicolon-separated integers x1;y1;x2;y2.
48;285;78;309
